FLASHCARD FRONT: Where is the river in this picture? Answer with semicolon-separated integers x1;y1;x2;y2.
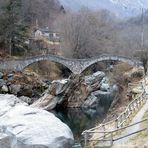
54;93;113;147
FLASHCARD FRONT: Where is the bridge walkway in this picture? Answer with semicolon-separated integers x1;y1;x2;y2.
0;53;142;74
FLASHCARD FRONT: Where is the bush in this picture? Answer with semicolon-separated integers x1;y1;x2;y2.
108;62;133;86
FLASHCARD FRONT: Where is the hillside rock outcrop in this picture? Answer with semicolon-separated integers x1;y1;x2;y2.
32;71;114;110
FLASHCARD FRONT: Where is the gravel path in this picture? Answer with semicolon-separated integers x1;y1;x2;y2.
114;100;148;145
113;82;148;147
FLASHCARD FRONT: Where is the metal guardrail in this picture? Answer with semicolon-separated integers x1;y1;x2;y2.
82;81;147;147
86;118;148;147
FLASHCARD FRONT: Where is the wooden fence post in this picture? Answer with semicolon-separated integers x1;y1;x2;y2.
147;118;148;131
102;125;105;138
124;112;126;125
84;132;88;148
115;119;118;129
110;132;113;146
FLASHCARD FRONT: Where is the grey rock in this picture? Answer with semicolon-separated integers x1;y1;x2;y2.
28;79;71;110
84;71;105;85
7;74;14;81
0;72;3;79
100;83;110;91
100;77;109;85
7;73;14;78
112;84;119;92
0;94;27;117
9;84;21;95
18;85;33;97
82;90;112;109
100;77;110;91
31;94;60;110
82;94;99;109
92;90;111;98
0;133;12;148
0;79;6;87
1;85;8;93
19;96;32;104
49;79;70;95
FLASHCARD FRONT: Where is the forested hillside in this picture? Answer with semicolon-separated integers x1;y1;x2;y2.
22;0;62;28
0;0;148;60
0;0;62;56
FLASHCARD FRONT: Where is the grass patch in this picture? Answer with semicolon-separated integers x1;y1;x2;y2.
143;110;148;119
130;109;148;141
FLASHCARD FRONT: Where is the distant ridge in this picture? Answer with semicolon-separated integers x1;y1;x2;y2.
58;0;148;17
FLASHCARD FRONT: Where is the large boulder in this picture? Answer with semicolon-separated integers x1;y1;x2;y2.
0;94;74;148
32;72;107;109
49;79;70;96
84;71;105;91
0;133;12;148
1;85;9;93
100;83;110;91
0;79;6;88
19;96;33;105
100;77;110;91
31;79;71;110
82;90;112;109
84;71;105;85
31;94;58;110
0;94;27;117
82;94;99;109
9;84;21;95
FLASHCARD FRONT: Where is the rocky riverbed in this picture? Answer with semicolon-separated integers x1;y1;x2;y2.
32;71;119;110
0;70;121;148
0;70;118;110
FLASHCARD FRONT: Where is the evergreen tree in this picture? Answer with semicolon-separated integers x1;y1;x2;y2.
0;0;29;55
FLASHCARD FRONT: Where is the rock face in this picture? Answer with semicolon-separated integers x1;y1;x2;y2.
82;90;112;109
0;72;3;79
100;77;110;91
84;71;105;86
9;84;21;95
32;79;72;110
1;85;9;93
19;96;33;104
0;94;74;148
32;71;114;110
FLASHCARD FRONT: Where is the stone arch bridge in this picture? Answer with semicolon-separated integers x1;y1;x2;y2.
0;54;142;74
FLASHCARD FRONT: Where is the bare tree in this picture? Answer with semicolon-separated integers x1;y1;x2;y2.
54;8;116;58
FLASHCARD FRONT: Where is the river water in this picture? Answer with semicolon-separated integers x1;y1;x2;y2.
54;94;113;147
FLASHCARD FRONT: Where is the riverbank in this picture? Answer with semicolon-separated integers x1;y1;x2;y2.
83;68;145;147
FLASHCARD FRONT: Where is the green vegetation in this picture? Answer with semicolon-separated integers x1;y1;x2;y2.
143;110;148;118
130;110;148;141
0;0;29;55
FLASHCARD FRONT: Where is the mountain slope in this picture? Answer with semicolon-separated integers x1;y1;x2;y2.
58;0;148;17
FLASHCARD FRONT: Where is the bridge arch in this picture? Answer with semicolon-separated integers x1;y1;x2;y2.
79;55;141;74
13;54;74;73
